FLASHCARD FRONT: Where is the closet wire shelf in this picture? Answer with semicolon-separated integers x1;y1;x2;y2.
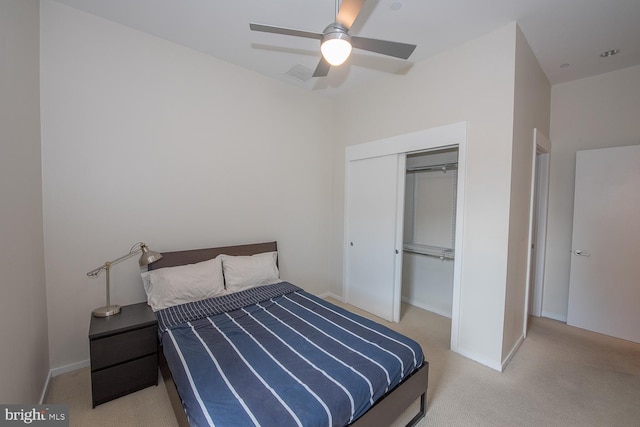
403;243;454;261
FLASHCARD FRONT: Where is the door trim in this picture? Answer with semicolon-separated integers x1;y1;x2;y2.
524;129;550;335
344;121;467;352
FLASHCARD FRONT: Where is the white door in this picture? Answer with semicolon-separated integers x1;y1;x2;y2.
567;145;640;343
345;154;405;322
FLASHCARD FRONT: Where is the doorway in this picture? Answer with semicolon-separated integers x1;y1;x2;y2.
526;129;550;321
524;129;550;336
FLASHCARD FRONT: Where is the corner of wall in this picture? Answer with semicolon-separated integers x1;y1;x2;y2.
501;333;525;371
502;21;551;364
0;0;50;404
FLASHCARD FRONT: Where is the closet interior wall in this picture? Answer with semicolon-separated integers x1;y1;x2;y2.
402;148;458;318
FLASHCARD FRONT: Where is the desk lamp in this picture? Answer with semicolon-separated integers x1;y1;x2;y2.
87;242;162;317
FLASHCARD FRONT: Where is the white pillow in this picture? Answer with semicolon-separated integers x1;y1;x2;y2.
141;256;225;311
221;251;280;293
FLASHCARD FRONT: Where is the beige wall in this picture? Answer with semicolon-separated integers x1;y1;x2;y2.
332;24;525;369
544;64;640;321
40;1;334;369
0;0;49;403
502;26;551;361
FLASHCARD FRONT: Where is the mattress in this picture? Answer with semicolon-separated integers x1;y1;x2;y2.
156;282;424;427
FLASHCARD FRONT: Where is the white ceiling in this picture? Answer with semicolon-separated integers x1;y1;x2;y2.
51;0;640;94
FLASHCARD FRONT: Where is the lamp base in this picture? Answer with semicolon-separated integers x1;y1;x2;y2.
92;305;121;317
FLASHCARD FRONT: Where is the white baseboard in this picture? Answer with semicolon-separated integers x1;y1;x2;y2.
501;334;525;371
39;371;52;404
318;292;344;302
40;359;90;404
401;296;452;319
453;346;503;372
541;310;567;323
456;334;525;373
51;359;90;377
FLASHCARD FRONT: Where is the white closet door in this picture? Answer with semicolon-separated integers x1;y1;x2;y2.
345;154;405;322
567;144;640;343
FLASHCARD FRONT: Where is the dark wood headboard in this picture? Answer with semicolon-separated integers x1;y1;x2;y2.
148;241;277;270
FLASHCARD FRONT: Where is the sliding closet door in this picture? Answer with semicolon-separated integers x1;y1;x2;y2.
345;154;405;322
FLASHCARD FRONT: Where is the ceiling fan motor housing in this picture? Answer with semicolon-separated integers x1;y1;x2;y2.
322;22;351;39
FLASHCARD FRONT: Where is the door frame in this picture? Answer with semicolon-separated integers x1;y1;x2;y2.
344;122;467;351
523;129;550;334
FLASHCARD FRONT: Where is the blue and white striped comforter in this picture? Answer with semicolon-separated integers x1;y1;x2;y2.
157;282;424;427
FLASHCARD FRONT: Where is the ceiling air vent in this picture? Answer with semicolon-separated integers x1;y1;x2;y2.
284;64;314;82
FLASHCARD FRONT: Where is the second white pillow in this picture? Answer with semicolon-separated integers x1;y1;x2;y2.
221;251;280;293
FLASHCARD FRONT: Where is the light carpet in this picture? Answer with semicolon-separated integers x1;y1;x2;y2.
46;302;640;426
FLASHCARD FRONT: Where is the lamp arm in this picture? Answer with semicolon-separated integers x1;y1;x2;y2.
86;242;144;277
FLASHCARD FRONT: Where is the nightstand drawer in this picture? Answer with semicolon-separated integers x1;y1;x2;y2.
90;325;157;371
91;354;158;407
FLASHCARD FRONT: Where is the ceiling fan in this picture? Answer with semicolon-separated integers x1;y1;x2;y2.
249;0;417;77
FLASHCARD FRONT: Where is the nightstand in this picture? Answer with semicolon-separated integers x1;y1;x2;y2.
89;302;158;407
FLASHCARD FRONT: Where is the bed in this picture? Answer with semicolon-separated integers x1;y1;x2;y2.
146;241;428;427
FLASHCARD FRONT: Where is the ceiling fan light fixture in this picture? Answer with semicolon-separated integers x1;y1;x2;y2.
249;1;417;78
321;27;352;66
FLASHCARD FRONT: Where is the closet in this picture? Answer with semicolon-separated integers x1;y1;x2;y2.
344;122;466;332
402;148;458;318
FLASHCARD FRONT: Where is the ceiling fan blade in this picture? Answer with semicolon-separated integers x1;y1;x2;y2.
312;57;331;77
351;36;417;59
335;0;367;29
249;23;322;40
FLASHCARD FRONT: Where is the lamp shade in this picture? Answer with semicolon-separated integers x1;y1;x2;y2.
139;244;163;267
321;26;352;66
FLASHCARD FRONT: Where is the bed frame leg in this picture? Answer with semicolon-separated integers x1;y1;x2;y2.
405;392;426;427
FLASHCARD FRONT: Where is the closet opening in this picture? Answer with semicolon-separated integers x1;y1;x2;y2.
402;147;458;322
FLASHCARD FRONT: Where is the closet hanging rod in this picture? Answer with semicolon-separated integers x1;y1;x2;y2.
406;162;458;173
403;248;454;260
